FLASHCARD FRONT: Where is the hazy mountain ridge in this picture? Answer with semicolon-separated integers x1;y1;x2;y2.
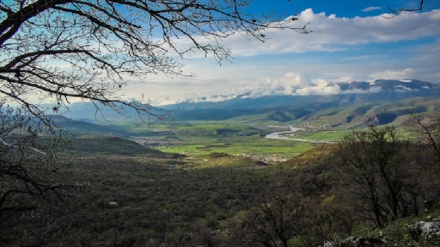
61;79;439;125
162;79;439;109
333;79;436;92
168;91;439;123
48;115;131;137
295;97;440;127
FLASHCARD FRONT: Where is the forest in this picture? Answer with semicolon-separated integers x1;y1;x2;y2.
1;109;440;246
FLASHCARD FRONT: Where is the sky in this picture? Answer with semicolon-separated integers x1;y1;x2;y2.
119;0;440;105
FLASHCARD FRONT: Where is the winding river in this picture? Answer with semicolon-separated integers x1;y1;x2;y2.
264;126;334;144
264;126;305;140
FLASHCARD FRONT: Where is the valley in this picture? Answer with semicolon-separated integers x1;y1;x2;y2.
3;80;440;247
56;80;440;160
6;118;439;247
132;123;317;158
2;0;440;245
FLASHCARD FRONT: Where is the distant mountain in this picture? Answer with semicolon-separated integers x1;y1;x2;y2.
162;79;439;110
48;115;130;137
162;80;438;122
333;79;437;92
60;79;439;125
60;135;169;156
294;97;440;127
60;101;169;123
161;79;439;108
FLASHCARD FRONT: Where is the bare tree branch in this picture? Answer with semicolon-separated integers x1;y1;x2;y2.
0;0;307;121
386;0;425;18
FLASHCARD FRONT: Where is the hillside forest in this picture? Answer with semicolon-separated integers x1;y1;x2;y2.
1;107;440;247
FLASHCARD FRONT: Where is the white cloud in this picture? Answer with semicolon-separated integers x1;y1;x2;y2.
156;8;440;63
368;68;414;80
115;8;440;104
362;6;382;12
216;9;440;56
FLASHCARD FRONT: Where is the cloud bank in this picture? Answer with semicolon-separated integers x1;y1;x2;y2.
118;8;440;105
220;8;440;56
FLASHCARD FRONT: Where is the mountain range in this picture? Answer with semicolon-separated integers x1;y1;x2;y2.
160;79;439;107
332;79;436;92
61;79;440;126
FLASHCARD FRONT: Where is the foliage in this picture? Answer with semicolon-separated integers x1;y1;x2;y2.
0;106;85;245
2;121;440;246
335;126;440;228
408;112;440;163
37;155;273;246
60;135;172;156
238;193;309;247
337;126;407;226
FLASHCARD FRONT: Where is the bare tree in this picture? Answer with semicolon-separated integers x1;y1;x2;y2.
239;193;308;247
406;112;440;212
387;0;425;17
0;0;307;119
337;126;412;227
409;112;440;164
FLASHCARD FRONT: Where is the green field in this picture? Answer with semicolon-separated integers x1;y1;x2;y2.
288;129;352;142
123;121;419;159
58;114;422;161
136;123;316;158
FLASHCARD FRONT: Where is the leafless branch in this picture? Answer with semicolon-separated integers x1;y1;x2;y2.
0;0;307;122
386;0;425;18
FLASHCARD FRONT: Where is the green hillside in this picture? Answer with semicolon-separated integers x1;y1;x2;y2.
295;97;440;128
58;135;178;158
8;128;440;246
226;97;440;128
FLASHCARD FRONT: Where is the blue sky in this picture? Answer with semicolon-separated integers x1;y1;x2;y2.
120;0;440;105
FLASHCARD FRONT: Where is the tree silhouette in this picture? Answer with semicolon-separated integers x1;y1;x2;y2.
387;0;425;17
0;0;307;119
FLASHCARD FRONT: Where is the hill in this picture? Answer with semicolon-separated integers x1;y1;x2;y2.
58;135;181;158
49;115;131;137
291;97;440;127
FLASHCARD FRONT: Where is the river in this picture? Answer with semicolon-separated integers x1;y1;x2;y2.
264;126;334;144
264;126;305;140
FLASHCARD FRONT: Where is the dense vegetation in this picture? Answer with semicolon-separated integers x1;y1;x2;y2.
1;112;440;246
